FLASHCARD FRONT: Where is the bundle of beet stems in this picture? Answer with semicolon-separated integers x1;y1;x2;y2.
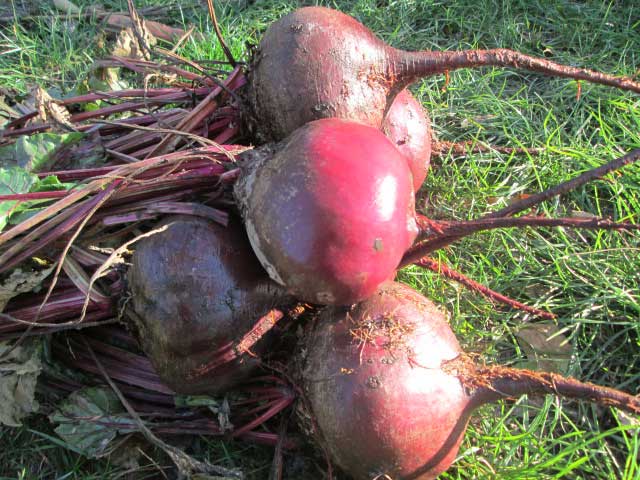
0;2;638;479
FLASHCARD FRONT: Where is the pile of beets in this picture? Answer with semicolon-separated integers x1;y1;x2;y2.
1;5;639;480
126;7;640;479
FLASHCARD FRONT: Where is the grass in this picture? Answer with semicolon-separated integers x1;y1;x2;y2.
1;0;639;478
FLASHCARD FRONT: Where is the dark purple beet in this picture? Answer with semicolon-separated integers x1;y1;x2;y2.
246;6;640;142
382;89;432;192
127;215;290;395
234;118;418;306
299;281;640;479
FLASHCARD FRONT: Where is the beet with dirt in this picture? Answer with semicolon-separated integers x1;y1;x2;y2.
382;88;432;192
299;281;640;479
245;6;640;143
127;215;291;395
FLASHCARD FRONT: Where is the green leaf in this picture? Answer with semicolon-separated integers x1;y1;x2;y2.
174;395;222;408
50;387;138;458
0;167;38;231
0;169;76;232
31;175;75;192
0;132;85;173
0;338;45;427
8;206;51;226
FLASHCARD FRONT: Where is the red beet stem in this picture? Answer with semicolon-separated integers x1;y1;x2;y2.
189;308;285;378
416;214;640;240
415;257;555;319
402;148;640;267
432;140;544;158
0;191;69;202
0;181;118;274
393;48;640;93
231;394;295;438
449;356;640;415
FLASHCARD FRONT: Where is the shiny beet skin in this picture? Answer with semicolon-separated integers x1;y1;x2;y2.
127;216;289;395
300;281;473;479
235;118;418;306
383;89;432;192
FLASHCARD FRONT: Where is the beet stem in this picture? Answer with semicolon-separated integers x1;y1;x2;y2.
190;308;285;378
418;214;639;240
0;183;118;274
451;357;640;415
402;148;640;266
488;148;640;219
206;0;236;66
0;191;69;202
231;395;295;438
84;336;242;479
432;140;543;158
396;49;640;93
415;257;555;319
145;66;242;158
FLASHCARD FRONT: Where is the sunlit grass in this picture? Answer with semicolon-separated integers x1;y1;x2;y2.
0;0;638;478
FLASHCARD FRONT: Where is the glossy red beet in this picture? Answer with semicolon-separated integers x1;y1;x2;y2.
234;118;418;306
128;216;289;394
382;89;432;191
246;6;640;142
300;281;469;479
299;281;640;479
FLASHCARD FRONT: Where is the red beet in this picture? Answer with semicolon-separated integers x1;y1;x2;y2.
299;281;640;479
127;215;290;394
234;118;418;306
234;117;638;310
382;89;432;192
246;6;640;142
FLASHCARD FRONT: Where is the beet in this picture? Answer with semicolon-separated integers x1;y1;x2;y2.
234;118;418;306
299;281;640;479
127;215;290;395
382;89;432;192
246;6;640;142
234;117;638;310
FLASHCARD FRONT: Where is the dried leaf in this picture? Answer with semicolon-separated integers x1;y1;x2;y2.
614;409;640;429
106;435;148;469
569;210;599;219
0;338;45;426
0;95;20;129
515;324;573;373
85;66;129;93
53;0;81;14
34;87;73;130
49;386;138;458
113;26;157;60
0;265;54;312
